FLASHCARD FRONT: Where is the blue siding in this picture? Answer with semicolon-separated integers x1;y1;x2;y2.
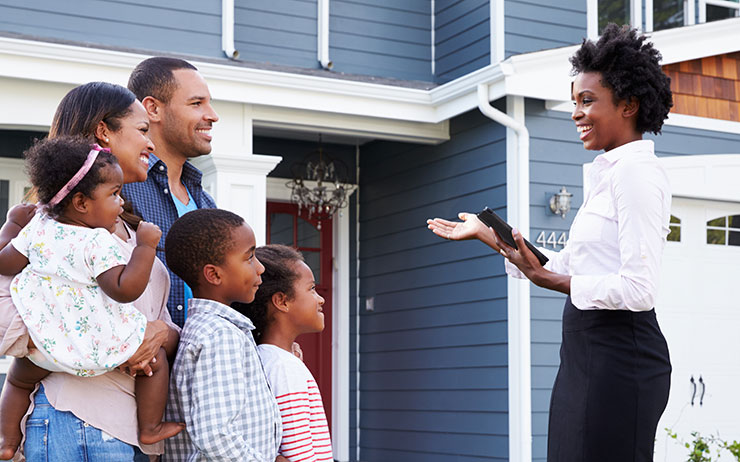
235;0;317;69
330;0;432;81
525;98;740;460
0;0;220;58
434;0;490;84
504;0;587;58
358;108;509;460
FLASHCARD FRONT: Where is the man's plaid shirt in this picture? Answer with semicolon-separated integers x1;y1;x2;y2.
122;153;216;327
164;298;282;461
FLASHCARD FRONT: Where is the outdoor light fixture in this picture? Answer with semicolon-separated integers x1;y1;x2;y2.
549;186;573;218
287;135;353;230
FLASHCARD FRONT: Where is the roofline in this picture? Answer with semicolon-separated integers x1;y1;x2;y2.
0;17;738;131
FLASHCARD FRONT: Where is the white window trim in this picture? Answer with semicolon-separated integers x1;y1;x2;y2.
590;0;724;37
699;0;740;23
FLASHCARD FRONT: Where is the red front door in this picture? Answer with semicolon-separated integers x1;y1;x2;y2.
266;202;333;429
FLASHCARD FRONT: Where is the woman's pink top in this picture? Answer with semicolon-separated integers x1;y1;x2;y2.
8;225;178;456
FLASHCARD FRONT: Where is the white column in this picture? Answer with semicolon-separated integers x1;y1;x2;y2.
193;101;282;245
195;153;282;246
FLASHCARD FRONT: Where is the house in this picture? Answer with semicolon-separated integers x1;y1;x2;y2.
0;0;739;460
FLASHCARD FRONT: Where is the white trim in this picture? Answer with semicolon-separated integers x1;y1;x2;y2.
646;0;655;31
265;177;351;461
587;0;599;39
699;0;708;22
478;88;532;462
632;0;644;29
221;0;238;59
431;0;436;76
687;0;696;24
659;154;740;202
0;18;738;143
317;0;332;70
491;0;505;64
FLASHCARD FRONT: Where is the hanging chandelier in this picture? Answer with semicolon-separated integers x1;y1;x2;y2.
287;136;354;229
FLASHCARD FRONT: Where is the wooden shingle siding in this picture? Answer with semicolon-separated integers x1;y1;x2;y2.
0;0;220;58
235;0;317;68
358;108;509;460
330;0;432;81
663;53;740;122
434;0;490;83
504;0;586;58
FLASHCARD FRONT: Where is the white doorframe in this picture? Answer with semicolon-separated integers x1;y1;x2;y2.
266;177;351;461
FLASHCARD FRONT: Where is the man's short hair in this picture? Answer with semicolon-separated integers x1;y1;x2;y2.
128;57;197;103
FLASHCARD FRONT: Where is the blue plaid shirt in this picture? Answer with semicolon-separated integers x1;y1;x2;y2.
164;298;282;462
122;154;216;327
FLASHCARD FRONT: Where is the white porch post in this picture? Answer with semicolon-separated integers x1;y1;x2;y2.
192;102;281;245
195;153;281;246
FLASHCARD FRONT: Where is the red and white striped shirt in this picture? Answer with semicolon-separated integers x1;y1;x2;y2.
257;344;333;462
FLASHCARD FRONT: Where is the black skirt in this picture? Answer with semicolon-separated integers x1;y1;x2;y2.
547;297;672;462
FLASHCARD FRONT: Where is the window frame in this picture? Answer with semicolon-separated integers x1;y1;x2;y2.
587;0;740;38
698;0;740;23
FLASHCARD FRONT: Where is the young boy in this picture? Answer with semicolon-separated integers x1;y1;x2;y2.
162;208;288;462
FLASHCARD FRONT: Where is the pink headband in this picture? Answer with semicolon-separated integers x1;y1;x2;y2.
48;144;111;207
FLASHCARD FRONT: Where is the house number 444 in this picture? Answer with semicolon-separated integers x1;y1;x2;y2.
535;231;568;249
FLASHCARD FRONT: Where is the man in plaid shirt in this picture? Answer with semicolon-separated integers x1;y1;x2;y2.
163;209;286;462
124;56;219;327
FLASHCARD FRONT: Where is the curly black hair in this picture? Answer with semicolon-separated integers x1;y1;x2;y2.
570;23;673;134
164;209;245;290
235;244;304;342
24;136;118;217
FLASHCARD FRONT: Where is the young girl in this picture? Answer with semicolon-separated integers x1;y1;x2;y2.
241;244;333;462
0;136;183;459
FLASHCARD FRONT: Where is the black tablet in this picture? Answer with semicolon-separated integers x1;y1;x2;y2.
476;207;549;266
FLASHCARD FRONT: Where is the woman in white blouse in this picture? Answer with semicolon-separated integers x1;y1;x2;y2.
427;24;673;462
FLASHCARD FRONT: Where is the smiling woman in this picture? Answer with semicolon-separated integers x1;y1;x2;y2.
427;24;675;462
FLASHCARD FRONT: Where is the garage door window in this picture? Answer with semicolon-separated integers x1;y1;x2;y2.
706;215;740;246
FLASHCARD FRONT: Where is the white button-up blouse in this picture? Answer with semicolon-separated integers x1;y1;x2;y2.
506;140;671;311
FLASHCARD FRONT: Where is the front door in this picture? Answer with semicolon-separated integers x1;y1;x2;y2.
266;201;333;429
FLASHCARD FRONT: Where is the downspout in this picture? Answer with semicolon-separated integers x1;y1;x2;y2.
318;0;332;69
477;84;532;462
221;0;239;59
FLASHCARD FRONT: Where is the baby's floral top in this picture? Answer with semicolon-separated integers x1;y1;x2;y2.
10;213;147;376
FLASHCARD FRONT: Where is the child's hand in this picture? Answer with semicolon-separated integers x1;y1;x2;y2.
136;221;162;249
6;203;36;229
275;456;290;462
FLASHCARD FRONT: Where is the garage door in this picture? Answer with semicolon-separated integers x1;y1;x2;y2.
654;197;740;461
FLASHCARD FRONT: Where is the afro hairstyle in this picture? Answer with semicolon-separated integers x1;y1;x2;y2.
570;23;673;134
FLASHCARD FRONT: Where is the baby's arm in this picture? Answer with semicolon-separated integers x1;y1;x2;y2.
0;204;35;251
97;222;161;303
0;204;35;275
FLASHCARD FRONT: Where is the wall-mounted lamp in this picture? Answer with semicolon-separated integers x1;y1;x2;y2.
549;186;573;218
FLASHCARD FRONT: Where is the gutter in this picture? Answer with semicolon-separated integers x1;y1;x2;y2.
477;84;533;462
317;0;332;69
221;0;239;59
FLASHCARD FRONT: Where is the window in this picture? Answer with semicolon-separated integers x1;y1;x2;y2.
667;215;682;242
700;0;740;23
706;214;740;246
588;0;737;37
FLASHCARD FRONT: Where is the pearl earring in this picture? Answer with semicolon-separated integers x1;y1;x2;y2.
105;138;109;142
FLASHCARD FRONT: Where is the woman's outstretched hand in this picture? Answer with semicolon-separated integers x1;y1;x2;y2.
427;212;491;242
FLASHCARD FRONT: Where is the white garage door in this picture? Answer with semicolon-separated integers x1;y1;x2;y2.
654;197;740;461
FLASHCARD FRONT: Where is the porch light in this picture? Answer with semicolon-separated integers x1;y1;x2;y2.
287;135;353;230
549;186;573;218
